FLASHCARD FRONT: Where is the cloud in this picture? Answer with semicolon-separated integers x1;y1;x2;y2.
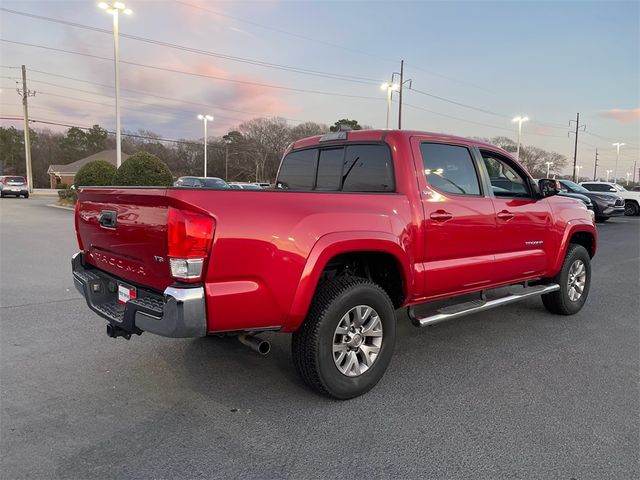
600;108;640;123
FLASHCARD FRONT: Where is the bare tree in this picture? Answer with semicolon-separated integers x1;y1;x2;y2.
238;117;292;182
290;122;328;141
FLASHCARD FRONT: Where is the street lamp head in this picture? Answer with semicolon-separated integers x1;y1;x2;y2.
512;116;529;123
612;142;625;147
206;115;214;121
197;114;204;120
98;1;132;14
198;114;214;121
380;82;399;92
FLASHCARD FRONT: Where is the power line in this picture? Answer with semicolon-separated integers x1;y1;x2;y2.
0;39;384;101
11;70;307;123
173;0;399;64
0;115;206;146
403;101;566;139
0;8;381;85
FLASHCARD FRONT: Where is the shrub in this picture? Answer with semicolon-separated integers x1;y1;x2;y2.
74;160;116;187
112;152;173;187
57;188;77;203
56;183;68;189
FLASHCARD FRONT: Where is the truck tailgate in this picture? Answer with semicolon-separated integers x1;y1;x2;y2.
77;188;171;292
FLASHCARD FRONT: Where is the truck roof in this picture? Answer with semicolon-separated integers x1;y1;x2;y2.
291;129;502;152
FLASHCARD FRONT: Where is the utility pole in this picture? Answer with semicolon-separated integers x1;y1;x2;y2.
398;60;403;130
16;65;35;193
568;113;585;182
395;60;412;130
593;148;599;181
633;160;637;184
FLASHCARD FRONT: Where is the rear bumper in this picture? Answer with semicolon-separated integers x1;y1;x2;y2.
72;252;207;338
1;187;27;195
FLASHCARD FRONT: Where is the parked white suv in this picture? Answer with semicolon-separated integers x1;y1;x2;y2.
580;182;640;216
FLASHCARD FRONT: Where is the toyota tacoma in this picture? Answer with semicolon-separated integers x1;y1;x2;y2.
72;130;597;398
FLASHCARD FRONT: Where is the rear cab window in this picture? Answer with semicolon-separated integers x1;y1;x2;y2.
276;143;394;192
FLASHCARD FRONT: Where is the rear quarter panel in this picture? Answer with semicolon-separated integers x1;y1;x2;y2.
173;189;417;332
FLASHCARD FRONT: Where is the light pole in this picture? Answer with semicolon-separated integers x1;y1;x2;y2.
606;169;613;182
98;1;132;168
197;114;213;177
380;81;399;129
612;142;624;183
626;172;632;186
224;137;231;181
545;161;554;178
574;165;583;181
512;116;528;160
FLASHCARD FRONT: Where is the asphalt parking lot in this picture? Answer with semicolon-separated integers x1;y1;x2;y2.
1;196;638;479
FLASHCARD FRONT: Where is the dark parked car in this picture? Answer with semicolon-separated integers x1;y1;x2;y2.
558;180;625;222
0;176;29;198
173;177;230;189
534;179;593;212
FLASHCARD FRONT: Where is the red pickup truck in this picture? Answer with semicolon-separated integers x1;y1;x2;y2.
73;129;597;398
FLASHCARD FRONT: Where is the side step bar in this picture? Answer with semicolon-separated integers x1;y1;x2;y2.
408;284;560;327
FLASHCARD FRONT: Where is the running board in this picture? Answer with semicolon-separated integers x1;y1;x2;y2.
408;284;560;327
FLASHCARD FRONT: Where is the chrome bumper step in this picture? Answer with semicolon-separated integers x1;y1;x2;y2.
408;284;561;327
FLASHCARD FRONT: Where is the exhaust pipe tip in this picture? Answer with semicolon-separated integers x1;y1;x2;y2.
238;333;271;355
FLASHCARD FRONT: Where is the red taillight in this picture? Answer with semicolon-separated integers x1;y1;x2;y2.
74;201;84;250
167;207;215;282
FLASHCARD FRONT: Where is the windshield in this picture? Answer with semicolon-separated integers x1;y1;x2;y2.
562;180;589;193
202;178;230;189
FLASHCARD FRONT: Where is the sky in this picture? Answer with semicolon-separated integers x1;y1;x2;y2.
0;0;638;176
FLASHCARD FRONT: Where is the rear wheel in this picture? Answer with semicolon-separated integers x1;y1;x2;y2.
624;200;639;216
292;276;396;399
542;244;591;315
23;192;29;199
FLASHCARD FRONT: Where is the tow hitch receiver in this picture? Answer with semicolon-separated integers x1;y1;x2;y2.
106;323;137;340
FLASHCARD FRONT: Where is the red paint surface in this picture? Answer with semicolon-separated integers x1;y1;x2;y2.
76;130;596;333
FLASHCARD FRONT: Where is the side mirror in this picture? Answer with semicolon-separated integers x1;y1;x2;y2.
538;178;560;198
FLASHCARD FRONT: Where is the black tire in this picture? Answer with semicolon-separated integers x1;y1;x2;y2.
292;276;396;399
624;200;639;216
595;216;608;223
23;193;29;199
542;244;591;315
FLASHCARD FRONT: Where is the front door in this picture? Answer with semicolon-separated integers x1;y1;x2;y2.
412;138;497;298
479;149;552;282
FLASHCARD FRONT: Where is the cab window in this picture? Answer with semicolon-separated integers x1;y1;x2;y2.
481;152;530;197
420;143;481;196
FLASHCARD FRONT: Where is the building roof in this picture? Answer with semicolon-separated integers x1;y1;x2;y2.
48;150;129;175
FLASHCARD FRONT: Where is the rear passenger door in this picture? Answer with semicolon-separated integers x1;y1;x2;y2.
412;138;497;297
478;149;552;281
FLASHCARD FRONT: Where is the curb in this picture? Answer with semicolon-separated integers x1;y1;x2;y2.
47;204;75;211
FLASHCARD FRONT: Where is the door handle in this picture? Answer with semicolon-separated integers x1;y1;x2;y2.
99;210;117;228
430;210;453;222
497;210;514;220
